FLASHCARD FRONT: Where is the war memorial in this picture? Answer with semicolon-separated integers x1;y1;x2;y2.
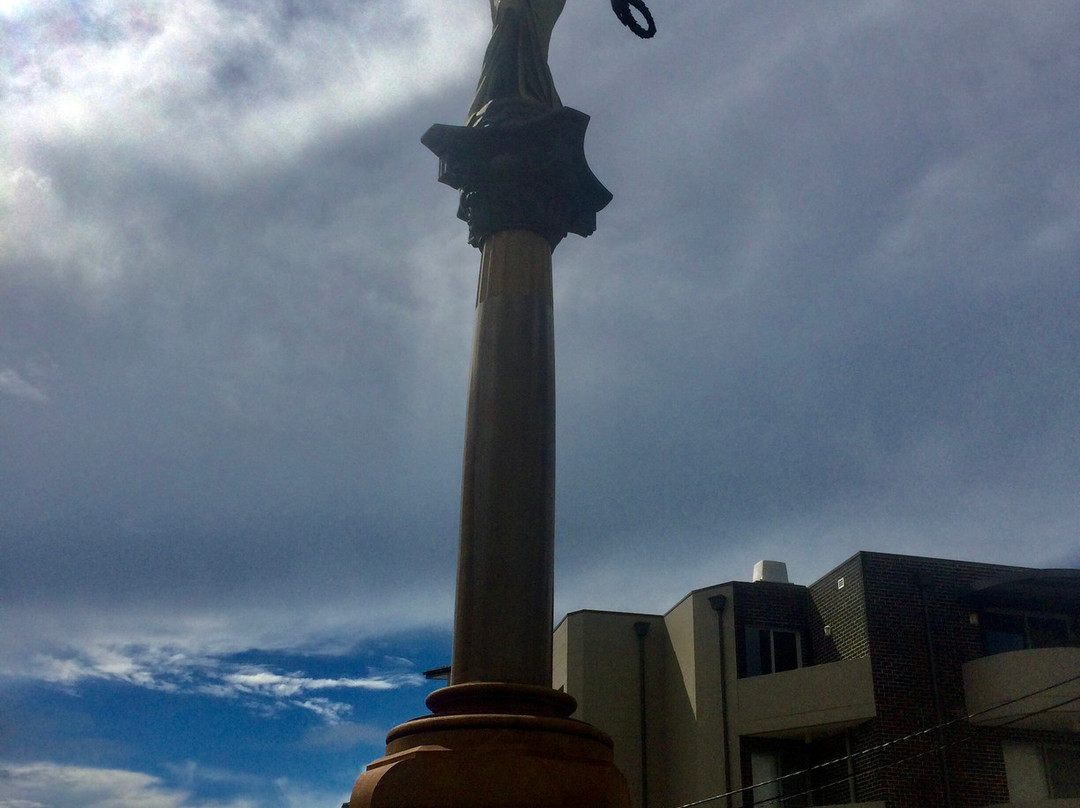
349;1;655;806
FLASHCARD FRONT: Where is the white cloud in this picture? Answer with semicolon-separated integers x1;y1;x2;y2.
0;163;128;294
293;697;352;724
0;761;257;808
271;779;353;808
27;644;216;690
161;760;266;792
0;762;352;808
0;0;488;300
0;761;351;808
0;369;47;403
2;0;487;179
224;668;412;697
301;720;385;750
18;642;422;722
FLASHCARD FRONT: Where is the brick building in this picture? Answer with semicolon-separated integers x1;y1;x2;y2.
552;551;1080;808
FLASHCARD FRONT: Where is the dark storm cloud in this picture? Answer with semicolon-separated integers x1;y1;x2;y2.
0;114;469;659
1;0;484;672
547;0;1079;597
3;126;442;518
1;0;1078;675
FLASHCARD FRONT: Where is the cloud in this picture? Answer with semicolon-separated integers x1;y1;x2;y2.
0;761;346;808
0;761;256;808
0;369;47;403
271;780;355;808
301;721;385;750
13;643;422;723
293;698;352;724
224;668;417;697
161;760;266;792
2;0;488;175
0;0;1077;764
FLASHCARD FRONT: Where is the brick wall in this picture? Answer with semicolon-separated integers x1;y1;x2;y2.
803;551;1049;807
808;555;883;800
731;580;810;677
858;552;1027;808
808;552;870;664
732;551;1059;807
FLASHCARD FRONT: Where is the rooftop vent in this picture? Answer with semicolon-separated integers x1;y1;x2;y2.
753;560;789;584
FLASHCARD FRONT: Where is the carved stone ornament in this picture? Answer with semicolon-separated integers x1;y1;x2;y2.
421;0;625;250
421;105;612;250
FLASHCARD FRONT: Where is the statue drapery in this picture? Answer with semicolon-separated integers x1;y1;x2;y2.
466;0;567;126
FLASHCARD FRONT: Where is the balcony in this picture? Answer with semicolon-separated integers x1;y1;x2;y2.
736;655;876;739
964;647;1080;732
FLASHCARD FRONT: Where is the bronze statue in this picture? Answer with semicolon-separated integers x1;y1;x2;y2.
466;0;567;127
466;0;655;127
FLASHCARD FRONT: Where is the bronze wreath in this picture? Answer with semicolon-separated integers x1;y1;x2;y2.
611;0;656;38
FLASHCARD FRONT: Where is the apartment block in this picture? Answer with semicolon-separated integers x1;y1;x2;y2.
552;551;1080;808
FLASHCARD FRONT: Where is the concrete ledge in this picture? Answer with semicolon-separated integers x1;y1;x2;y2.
964;647;1080;732
736;656;876;739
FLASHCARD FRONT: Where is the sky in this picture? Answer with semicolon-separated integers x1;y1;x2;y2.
1;0;1078;805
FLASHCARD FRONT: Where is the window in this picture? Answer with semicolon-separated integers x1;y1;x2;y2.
1004;743;1080;799
982;610;1077;655
748;737;858;807
983;612;1026;654
1029;615;1071;648
749;746;809;807
1046;747;1080;798
745;627;802;677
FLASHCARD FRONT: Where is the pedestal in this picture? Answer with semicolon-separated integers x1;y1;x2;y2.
350;684;630;808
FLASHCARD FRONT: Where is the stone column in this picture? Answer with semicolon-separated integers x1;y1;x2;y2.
453;227;556;686
421;104;612;695
349;67;625;808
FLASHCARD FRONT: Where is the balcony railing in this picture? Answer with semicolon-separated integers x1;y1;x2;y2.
736;655;876;739
963;647;1080;732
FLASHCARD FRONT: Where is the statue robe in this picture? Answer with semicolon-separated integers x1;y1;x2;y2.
467;0;567;126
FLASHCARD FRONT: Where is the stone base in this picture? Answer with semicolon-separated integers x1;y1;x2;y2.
349;684;630;808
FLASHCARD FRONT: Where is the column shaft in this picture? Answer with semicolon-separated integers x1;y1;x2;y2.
451;229;555;686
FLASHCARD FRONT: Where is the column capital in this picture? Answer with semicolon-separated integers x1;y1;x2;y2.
422;105;612;250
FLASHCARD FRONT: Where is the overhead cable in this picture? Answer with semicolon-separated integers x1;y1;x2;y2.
671;666;1080;808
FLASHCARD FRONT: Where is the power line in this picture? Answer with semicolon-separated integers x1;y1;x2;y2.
752;689;1080;808
671;666;1080;808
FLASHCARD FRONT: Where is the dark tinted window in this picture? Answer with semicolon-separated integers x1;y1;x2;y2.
746;628;769;677
744;627;802;676
1029;616;1070;649
983;611;1075;655
1046;747;1080;798
983;612;1025;655
773;631;799;673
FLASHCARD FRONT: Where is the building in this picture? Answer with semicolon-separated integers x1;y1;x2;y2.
552;551;1080;808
